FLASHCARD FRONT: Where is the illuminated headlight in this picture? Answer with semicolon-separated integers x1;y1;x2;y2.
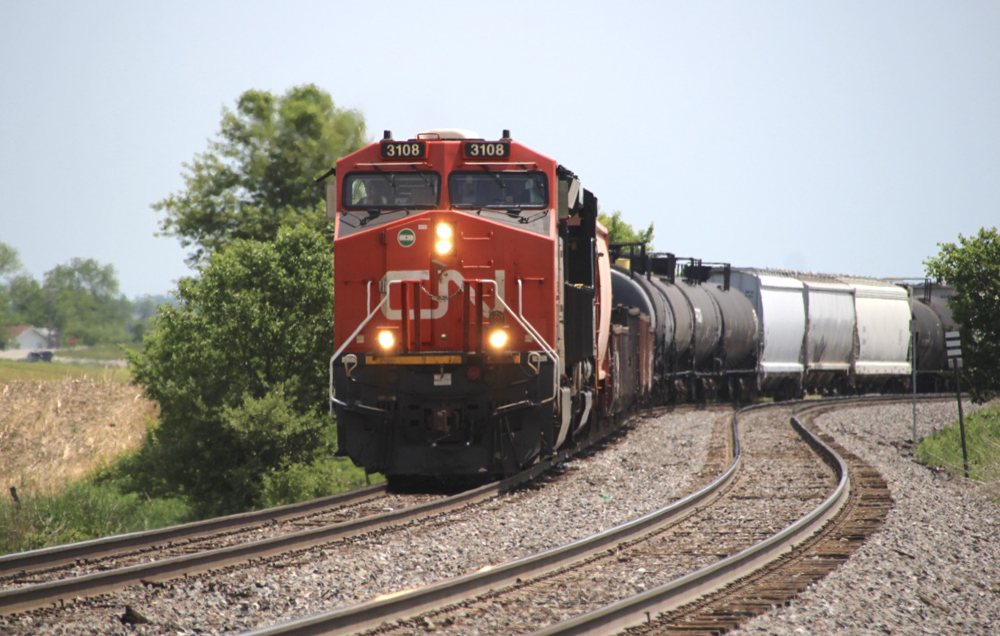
434;223;454;254
377;330;395;349
489;329;508;349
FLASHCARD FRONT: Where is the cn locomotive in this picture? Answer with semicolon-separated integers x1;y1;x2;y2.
328;130;959;480
328;130;613;478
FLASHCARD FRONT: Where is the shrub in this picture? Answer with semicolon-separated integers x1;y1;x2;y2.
259;457;377;508
125;226;337;515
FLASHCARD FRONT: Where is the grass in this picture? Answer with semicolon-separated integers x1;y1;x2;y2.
0;359;130;382
56;343;131;362
0;456;378;557
0;480;194;555
916;404;1000;498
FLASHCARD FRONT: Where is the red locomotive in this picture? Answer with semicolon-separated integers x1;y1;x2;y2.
329;130;622;479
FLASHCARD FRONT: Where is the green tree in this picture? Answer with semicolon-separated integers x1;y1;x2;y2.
125;226;336;514
0;242;19;278
6;274;45;326
43;258;130;346
154;84;367;265
599;210;654;246
0;241;23;347
127;294;170;343
925;226;1000;402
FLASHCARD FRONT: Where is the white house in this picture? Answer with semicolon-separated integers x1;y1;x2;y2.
6;325;57;350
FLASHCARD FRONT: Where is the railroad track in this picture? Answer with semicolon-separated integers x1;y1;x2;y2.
0;471;534;616
1;398;917;632
617;413;891;635
238;404;746;635
0;484;391;583
537;398;911;635
0;403;689;618
243;397;918;636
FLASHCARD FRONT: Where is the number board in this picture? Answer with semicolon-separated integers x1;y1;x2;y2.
381;141;426;159
464;141;510;159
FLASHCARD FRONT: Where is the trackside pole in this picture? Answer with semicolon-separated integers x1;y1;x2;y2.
945;331;969;480
911;327;918;447
954;359;969;480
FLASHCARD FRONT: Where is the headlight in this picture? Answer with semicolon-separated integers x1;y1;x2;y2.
377;330;395;349
489;329;508;349
434;223;454;254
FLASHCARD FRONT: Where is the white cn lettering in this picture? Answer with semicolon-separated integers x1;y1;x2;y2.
381;269;505;321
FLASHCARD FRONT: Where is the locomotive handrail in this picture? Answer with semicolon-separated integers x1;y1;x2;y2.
515;281;559;358
501;279;560;404
330;278;561;411
329;292;392;405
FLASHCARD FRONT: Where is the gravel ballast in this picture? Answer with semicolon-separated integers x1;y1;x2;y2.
735;399;1000;635
0;409;724;635
6;399;996;635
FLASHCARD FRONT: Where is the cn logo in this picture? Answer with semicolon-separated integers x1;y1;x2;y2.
381;269;506;320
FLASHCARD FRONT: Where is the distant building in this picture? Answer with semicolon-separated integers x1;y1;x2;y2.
5;325;57;350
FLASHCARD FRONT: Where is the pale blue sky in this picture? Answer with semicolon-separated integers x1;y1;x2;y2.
2;1;998;297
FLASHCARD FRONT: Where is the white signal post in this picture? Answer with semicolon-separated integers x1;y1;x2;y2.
945;331;969;480
911;324;918;448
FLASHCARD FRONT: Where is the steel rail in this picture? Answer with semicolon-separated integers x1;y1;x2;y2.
527;410;849;635
0;399;688;618
0;456;570;617
0;483;386;578
529;394;949;635
242;405;746;636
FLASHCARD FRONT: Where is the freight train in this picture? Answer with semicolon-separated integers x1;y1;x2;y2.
326;130;957;480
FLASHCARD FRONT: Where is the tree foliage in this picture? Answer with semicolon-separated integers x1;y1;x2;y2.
125;226;336;514
0;242;20;343
598;210;654;246
44;258;130;345
1;243;148;348
0;242;20;278
154;84;367;265
925;226;1000;403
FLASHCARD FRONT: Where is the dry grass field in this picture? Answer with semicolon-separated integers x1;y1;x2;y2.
0;376;157;497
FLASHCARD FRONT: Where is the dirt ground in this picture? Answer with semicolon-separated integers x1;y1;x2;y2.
0;378;158;497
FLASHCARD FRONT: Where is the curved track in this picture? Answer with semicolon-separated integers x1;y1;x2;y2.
1;398;926;632
246;397;918;635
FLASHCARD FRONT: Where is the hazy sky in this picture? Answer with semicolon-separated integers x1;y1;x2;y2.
2;1;998;298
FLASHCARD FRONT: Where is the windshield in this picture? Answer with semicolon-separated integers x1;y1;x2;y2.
449;171;548;209
338;171;440;237
343;171;440;209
